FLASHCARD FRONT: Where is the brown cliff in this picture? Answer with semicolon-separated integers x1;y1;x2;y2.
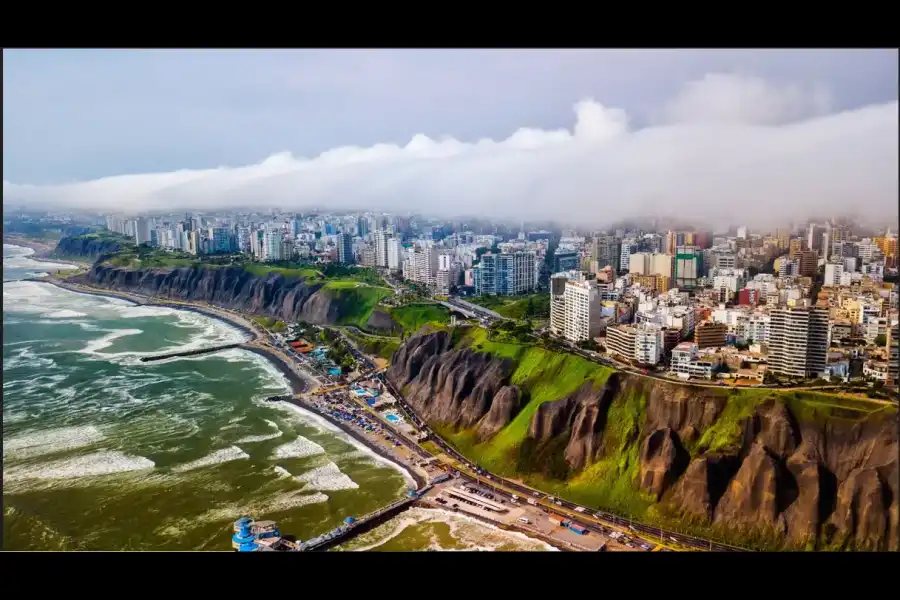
389;330;899;551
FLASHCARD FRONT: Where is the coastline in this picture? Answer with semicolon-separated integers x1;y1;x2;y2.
3;237;92;268
24;276;425;490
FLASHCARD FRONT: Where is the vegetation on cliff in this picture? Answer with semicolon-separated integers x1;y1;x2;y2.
389;328;898;551
468;293;550;319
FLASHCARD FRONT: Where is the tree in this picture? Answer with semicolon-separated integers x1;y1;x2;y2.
874;334;887;347
525;297;535;318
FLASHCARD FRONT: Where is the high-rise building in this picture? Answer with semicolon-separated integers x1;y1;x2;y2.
135;218;152;246
874;235;898;268
824;263;844;287
408;247;439;287
562;279;604;343
552;251;579;273
806;223;824;255
357;217;369;237
768;307;829;379
591;235;621;271
886;320;899;385
798;250;818;277
694;321;727;348
549;273;570;336
337;233;354;264
473;251;537;296
263;229;284;261
628;253;673;279
674;246;700;289
209;227;232;253
387;239;404;271
619;243;638;272
374;230;391;268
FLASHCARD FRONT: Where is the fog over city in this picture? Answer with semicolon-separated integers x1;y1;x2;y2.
4;55;898;230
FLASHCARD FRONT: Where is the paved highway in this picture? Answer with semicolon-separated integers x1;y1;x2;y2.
375;371;749;552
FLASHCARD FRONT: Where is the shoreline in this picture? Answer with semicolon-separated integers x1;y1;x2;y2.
22;276;425;490
275;396;426;490
3;238;92;268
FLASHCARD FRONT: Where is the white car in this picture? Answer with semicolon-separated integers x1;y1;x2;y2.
518;517;530;524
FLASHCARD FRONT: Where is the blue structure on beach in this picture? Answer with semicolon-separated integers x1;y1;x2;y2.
232;517;282;551
232;519;259;552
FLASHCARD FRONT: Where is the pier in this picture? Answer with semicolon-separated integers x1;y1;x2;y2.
139;342;244;362
299;495;419;552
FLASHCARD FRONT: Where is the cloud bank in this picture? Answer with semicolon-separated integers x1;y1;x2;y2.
4;73;897;230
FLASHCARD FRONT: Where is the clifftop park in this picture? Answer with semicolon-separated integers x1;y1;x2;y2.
39;231;900;552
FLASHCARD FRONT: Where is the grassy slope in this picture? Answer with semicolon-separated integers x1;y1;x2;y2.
468;293;550;319
427;330;896;548
389;304;451;332
326;282;394;328
242;264;320;279
343;329;402;361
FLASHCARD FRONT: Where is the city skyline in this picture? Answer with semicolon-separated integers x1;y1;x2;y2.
3;50;899;229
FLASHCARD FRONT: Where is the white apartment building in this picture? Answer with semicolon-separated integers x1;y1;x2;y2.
562;279;604;343
634;323;665;364
374;230;391;268
387;239;404;271
606;323;665;365
264;229;284;261
743;313;771;345
824;263;844;287
606;325;636;361
628;252;673;278
135;218;152;245
864;316;888;344
669;342;716;379
768;307;829;378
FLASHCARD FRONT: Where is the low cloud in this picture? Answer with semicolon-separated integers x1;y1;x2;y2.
3;73;897;230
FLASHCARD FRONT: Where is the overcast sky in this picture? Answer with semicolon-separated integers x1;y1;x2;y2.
3;49;898;229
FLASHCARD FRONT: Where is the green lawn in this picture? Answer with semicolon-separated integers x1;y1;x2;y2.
468;293;550;319
343;329;401;361
242;263;320;279
328;284;394;328
389;304;451;334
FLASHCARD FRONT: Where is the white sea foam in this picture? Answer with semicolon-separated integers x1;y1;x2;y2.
294;461;359;491
4;425;106;460
3;346;57;370
272;436;326;459
80;328;144;355
161;490;330;535
268;400;416;488
3;450;155;482
234;431;283;443
171;446;250;473
273;465;293;478
341;507;558;552
2;246;78;273
41;310;87;319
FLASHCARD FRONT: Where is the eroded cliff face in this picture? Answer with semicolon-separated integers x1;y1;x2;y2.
389;331;899;551
73;264;353;325
52;236;123;261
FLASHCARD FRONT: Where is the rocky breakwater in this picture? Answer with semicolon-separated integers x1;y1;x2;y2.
74;264;356;325
388;330;899;550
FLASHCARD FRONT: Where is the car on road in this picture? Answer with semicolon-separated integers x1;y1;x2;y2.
518;517;530;524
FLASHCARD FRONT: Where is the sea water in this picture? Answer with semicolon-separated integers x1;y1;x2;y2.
3;245;550;551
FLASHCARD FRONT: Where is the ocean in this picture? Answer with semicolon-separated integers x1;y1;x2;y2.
2;244;552;551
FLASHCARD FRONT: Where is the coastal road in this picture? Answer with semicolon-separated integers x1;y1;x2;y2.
374;371;749;552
